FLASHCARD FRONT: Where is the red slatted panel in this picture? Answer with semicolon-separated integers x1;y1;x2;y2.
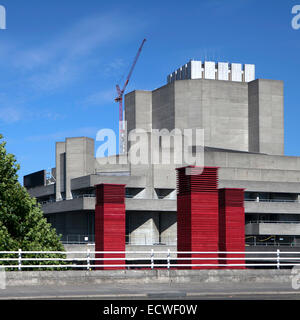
219;188;245;269
95;184;126;270
176;166;219;194
176;167;219;269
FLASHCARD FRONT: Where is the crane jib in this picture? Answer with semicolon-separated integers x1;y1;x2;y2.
115;38;147;154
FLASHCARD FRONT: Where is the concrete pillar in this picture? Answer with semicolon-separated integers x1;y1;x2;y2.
55;142;66;201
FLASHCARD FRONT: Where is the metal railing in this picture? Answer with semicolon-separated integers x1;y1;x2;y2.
125;235;177;246
61;235;95;244
1;250;300;270
60;235;177;245
39;195;176;205
39;195;95;205
245;199;299;203
246;220;300;224
39;197;300;206
39;199;58;205
73;194;95;199
246;241;298;247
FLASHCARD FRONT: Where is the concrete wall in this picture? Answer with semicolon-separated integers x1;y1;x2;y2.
126;78;284;155
5;269;295;287
65;137;95;199
245;201;300;214
125;91;136;136
29;184;55;199
42;197;96;214
125;90;152;151
127;211;159;245
151;79;249;152
248;79;284;155
125;211;177;245
190;79;248;151
152;83;175;131
246;223;300;235
149;147;300;190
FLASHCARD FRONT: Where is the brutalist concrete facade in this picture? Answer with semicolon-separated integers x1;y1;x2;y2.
126;78;284;155
24;62;300;248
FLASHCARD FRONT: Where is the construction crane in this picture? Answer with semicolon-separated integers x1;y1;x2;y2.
115;38;146;154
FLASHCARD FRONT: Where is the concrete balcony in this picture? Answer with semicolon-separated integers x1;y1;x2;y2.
41;196;96;214
41;197;300;215
246;222;300;235
41;196;176;214
126;198;176;212
28;183;55;198
245;200;300;214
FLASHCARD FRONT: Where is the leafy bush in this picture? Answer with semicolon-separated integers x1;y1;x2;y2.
0;134;66;270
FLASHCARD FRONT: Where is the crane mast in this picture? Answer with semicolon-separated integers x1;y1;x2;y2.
115;39;146;154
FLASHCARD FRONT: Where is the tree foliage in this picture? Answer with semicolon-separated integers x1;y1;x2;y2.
0;134;65;266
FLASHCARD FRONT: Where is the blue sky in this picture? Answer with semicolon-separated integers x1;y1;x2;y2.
0;0;299;181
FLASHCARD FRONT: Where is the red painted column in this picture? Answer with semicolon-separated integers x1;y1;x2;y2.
218;188;245;269
176;166;219;269
95;184;126;270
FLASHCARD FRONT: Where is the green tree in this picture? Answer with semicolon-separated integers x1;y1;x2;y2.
0;134;65;268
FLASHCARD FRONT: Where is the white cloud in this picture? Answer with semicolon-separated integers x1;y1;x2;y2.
1;12;143;94
0;107;22;123
13;13;127;69
83;88;116;107
0;103;65;124
28;61;79;92
103;58;127;78
0;11;146;124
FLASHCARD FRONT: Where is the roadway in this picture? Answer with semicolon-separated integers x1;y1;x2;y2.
1;282;300;300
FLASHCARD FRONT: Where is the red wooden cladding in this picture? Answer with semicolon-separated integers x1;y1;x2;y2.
176;167;219;269
219;188;245;269
177;167;246;270
176;166;219;194
95;184;126;270
94;171;246;270
96;184;126;205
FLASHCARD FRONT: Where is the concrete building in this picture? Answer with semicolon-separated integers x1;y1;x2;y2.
24;60;300;248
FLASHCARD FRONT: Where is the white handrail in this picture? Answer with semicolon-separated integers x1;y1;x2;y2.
1;249;300;270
